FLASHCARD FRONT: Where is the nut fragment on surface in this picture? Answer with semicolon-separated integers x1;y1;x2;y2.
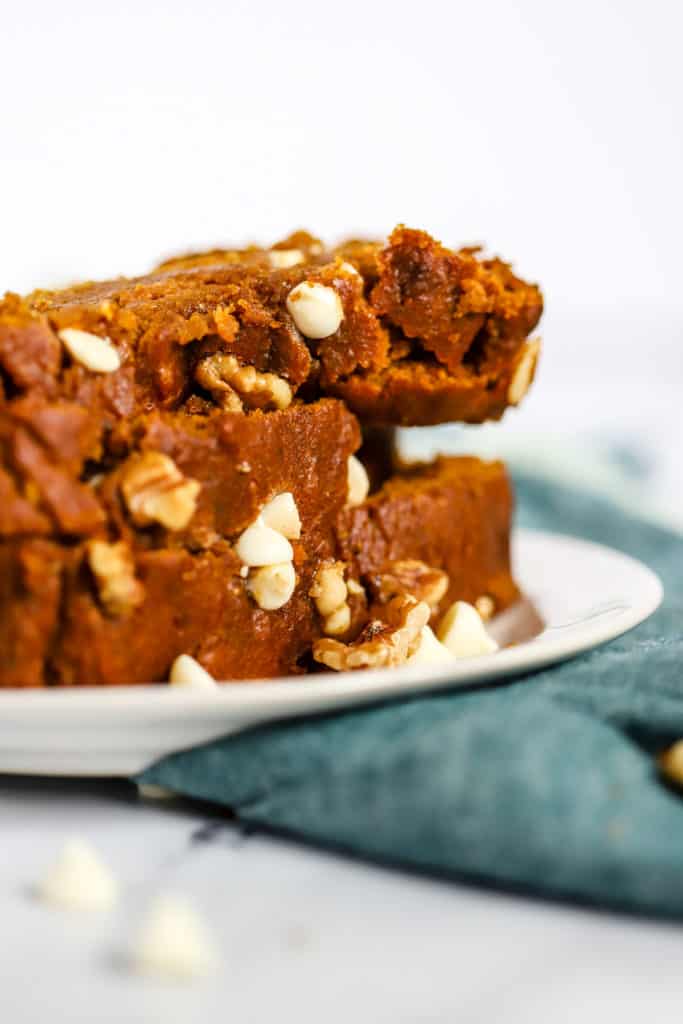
247;562;297;611
87;539;144;617
120;452;201;531
267;248;303;269
58;327;121;373
658;740;683;787
286;281;344;339
373;560;449;610
169;654;217;689
260;492;301;540
407;626;455;665
196;354;292;412
235;517;294;567
313;595;430;671
437;601;498;658
508;337;541;405
346;454;370;507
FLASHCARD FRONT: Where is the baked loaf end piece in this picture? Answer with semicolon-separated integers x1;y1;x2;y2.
335;456;518;616
1;225;541;429
0;398;361;686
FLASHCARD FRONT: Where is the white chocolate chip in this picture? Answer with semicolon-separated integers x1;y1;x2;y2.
268;248;303;269
247;561;296;610
346;455;370;506
437;601;499;658
346;578;366;598
37;839;118;912
131;894;218;979
58;328;121;373
339;261;360;277
508;338;541;405
234;516;294;567
286;281;343;339
407;626;455;665
260;492;301;540
169;654;217;689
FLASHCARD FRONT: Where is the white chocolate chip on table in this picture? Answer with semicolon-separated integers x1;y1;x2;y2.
346;455;370;506
131;894;219;980
286;281;344;339
438;601;498;657
36;839;118;912
57;327;121;373
247;562;297;611
169;654;217;689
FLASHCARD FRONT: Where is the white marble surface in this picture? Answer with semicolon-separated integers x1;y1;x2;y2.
2;324;682;1022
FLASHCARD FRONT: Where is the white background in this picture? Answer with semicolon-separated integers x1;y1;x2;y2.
2;2;683;1020
1;0;682;316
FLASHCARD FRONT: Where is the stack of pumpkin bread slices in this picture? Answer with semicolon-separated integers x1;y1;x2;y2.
0;226;541;685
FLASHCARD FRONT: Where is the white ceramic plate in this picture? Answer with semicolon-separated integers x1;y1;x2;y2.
0;529;662;777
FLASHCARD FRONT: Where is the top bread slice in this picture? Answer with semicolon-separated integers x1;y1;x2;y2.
0;225;542;428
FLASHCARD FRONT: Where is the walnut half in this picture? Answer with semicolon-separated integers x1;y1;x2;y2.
120;451;200;531
370;560;449;611
313;595;430;671
195;354;292;413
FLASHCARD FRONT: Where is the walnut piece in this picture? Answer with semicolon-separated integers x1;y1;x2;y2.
87;539;144;617
313;595;430;671
195;353;292;412
370;560;449;610
310;562;352;636
120;452;200;531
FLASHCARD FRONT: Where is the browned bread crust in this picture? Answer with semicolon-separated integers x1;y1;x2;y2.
0;226;541;428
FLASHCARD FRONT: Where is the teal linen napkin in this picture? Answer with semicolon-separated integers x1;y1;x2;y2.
139;474;683;919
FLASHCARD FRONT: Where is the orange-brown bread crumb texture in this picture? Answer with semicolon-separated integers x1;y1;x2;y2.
0;226;542;427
